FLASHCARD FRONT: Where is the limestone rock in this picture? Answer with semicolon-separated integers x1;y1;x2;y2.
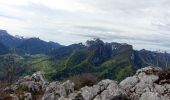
139;92;166;100
93;80;127;100
10;94;19;100
62;79;128;100
42;80;75;100
120;66;170;100
19;92;32;100
3;66;170;100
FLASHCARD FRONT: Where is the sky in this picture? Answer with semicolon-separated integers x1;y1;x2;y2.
0;0;170;51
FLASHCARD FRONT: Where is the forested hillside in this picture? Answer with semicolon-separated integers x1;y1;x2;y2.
0;30;170;82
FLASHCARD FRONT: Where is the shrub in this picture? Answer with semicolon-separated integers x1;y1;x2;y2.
69;73;99;90
155;67;170;84
18;85;29;92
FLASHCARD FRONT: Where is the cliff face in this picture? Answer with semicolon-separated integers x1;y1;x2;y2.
1;66;170;100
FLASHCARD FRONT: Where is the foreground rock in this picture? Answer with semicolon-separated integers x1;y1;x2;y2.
3;71;47;100
42;80;75;100
120;66;170;100
2;66;170;100
60;79;127;100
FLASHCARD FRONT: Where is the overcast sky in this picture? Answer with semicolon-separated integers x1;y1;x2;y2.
0;0;170;51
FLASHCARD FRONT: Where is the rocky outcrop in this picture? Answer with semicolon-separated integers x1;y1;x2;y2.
19;92;32;100
42;79;127;100
2;66;170;100
3;71;47;100
4;71;47;93
42;80;75;100
120;66;170;100
60;79;127;100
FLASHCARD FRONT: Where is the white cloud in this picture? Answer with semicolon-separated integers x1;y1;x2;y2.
0;0;170;51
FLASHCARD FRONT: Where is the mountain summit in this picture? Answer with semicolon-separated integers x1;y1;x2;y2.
0;29;23;48
0;29;63;54
0;30;10;36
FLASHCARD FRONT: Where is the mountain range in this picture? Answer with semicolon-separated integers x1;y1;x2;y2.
0;29;169;81
0;29;62;54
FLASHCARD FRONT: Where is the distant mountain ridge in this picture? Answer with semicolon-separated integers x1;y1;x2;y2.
0;29;23;48
49;39;170;81
0;29;63;54
0;29;170;82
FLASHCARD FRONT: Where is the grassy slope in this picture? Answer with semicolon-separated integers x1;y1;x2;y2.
0;46;134;82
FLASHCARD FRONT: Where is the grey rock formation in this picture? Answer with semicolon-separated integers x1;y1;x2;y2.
42;80;75;100
61;79;128;100
3;66;170;100
5;71;47;93
120;66;170;100
19;92;32;100
139;92;165;100
62;80;75;95
10;94;19;100
3;71;46;100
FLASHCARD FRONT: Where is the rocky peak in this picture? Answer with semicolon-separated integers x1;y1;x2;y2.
86;39;112;65
0;29;9;36
86;38;104;47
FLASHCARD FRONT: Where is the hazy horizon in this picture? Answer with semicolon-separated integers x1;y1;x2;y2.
1;0;170;51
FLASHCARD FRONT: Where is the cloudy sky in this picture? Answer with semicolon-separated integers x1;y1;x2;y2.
0;0;170;51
